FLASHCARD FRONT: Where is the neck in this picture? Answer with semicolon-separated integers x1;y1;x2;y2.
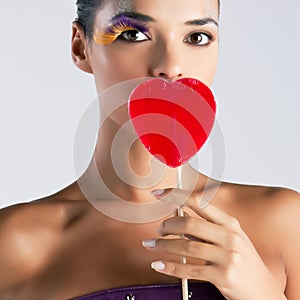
93;113;179;202
77;108;214;205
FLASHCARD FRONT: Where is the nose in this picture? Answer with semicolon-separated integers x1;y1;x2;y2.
150;44;184;81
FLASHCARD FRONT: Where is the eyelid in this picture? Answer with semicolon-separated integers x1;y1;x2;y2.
118;30;150;42
184;31;215;46
94;18;150;45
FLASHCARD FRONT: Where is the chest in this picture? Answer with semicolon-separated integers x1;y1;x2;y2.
19;223;181;299
18;215;286;299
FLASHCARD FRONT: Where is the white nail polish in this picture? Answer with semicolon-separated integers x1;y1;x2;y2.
151;261;165;270
151;189;165;197
142;239;156;249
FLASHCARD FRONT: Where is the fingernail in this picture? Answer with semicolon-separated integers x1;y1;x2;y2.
151;261;165;270
151;189;165;197
142;239;156;249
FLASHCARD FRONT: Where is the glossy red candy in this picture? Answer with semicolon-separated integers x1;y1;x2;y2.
128;78;216;168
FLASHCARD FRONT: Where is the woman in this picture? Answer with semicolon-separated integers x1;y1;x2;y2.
0;0;299;299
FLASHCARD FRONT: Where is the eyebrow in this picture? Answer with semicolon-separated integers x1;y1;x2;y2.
111;12;218;27
185;18;219;27
111;12;155;23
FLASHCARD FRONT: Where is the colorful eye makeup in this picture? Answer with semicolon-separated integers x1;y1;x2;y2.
94;16;149;45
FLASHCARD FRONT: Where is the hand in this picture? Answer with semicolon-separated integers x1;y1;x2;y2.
142;188;286;300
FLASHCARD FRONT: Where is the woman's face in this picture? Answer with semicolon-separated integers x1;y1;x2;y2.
83;0;219;93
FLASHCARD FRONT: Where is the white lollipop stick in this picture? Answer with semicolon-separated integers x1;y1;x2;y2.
177;166;189;300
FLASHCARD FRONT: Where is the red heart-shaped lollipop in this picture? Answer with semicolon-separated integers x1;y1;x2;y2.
128;78;216;168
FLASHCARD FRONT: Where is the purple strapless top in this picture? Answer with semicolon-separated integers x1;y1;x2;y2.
72;282;225;299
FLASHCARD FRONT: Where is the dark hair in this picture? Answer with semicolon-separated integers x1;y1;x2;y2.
75;0;105;40
75;0;220;41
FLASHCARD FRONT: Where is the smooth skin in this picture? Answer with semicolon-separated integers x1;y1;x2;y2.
0;0;300;299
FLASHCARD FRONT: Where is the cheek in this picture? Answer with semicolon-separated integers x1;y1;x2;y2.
91;45;150;92
186;47;219;87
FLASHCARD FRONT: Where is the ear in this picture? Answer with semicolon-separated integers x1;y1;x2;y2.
71;22;93;74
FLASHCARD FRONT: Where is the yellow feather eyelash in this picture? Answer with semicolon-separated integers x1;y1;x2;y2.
94;24;136;45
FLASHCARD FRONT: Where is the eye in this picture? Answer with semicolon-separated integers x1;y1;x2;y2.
119;30;149;42
185;32;212;46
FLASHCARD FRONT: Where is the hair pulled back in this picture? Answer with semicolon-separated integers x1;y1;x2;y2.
75;0;104;40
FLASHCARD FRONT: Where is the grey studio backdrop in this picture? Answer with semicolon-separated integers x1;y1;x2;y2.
0;1;299;209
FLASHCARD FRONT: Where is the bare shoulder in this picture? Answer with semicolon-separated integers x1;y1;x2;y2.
217;182;300;253
256;186;300;299
252;186;300;242
0;196;87;296
247;185;300;224
220;182;300;219
262;186;300;221
261;187;300;299
224;183;300;298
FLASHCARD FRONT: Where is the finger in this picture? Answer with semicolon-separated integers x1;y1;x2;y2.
155;181;220;209
158;216;226;246
144;238;225;264
186;199;249;243
150;260;216;282
167;188;241;230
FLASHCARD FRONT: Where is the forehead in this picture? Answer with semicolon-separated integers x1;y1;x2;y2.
100;0;218;22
